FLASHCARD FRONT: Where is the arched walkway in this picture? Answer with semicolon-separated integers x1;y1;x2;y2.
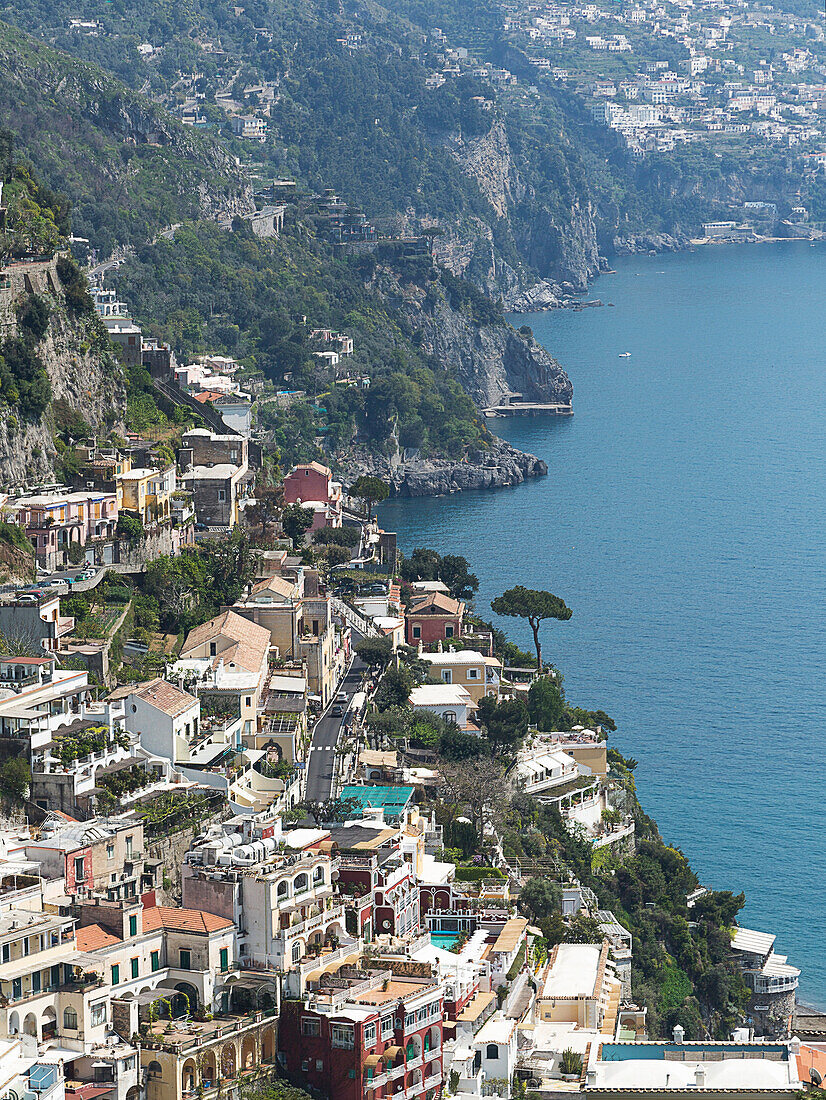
220;1043;237;1081
182;1059;197;1095
241;1034;256;1069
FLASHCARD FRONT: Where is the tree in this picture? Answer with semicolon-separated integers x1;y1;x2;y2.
116;512;144;542
439;757;508;840
491;586;572;669
440;554;479;600
314;526;360;547
440;725;486;762
374;665;414;711
476;696;528;757
349;475;389;522
281;504;314;548
519;878;562;921
321;543;351;573
246;471;283;541
528;675;566;731
355;636;394;668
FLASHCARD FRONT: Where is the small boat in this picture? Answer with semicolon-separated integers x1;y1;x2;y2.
618;352;631;358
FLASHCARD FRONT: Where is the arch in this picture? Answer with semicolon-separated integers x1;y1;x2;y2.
63;1006;78;1030
174;981;199;1014
8;1011;19;1035
407;1034;422;1061
427;1026;440;1052
41;1006;56;1040
291;939;304;965
23;1012;37;1038
220;1043;237;1080
277;880;289;899
312;865;324;884
200;1051;217;1087
293;872;308;894
486;1044;499;1060
182;1058;197;1094
147;1062;162;1080
261;1029;275;1064
241;1034;256;1069
126;1088;140;1100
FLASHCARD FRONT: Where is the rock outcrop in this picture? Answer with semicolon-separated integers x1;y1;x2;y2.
338;436;548;498
0;258;126;487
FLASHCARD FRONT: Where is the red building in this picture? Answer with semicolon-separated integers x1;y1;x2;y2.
405;594;465;646
280;968;444;1100
337;849;420;939
283;462;343;532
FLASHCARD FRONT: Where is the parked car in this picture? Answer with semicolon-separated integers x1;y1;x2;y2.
331;704;345;717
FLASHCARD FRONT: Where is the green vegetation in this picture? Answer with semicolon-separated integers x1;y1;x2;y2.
400;548;479;601
491;586;573;669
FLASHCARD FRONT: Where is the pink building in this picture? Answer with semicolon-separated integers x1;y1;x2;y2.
283;461;342;531
13;491;118;569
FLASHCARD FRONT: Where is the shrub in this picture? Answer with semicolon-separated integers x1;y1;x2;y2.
117;513;144;541
17;295;50;340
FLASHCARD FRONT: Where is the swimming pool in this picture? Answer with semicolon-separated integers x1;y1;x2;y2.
430;932;460;950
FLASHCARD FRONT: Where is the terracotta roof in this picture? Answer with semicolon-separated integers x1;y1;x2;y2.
141;906;234;935
290;461;330;477
408;593;464;616
132;678;198;718
181;610;270;673
193;390;223;403
250;575;299;600
75;924;121;951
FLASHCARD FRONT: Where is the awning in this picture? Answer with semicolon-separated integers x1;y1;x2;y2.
225;976;277;991
383;1046;403;1061
364;1055;384;1069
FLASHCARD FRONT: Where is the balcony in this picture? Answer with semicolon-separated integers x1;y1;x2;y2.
424;1072;442;1089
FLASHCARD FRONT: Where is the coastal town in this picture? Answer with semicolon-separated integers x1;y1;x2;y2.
0;264;823;1100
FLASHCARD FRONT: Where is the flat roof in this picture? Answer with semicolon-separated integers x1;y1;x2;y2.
541;943;602;1000
492;917;528;955
409;684;472;707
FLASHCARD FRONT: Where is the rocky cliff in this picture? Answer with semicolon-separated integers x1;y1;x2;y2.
337;436;548;497
372;265;573;410
0;258;125;487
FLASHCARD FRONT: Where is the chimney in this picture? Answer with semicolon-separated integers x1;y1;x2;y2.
789;1036;801;1056
585;1069;597;1087
673;1024;685;1044
694;1066;705;1088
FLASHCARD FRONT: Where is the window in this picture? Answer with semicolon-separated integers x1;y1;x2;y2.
486;1045;499;1061
107;844;115;860
220;947;229;973
64;1007;78;1030
218;489;227;502
467;668;479;680
11;978;21;1000
404;1013;415;1032
74;856;85;883
301;1062;309;1074
111;964;120;985
381;1017;394;1039
91;1002;106;1027
301;1017;320;1038
313;866;324;884
1;943;8;963
441;670;452;684
151;950;160;972
277;880;289;899
412;624;421;639
294;873;308;893
331;1025;354;1049
129;915;137;937
209;642;217;657
179;949;191;970
443;711;456;724
131;957;139;979
245;697;251;708
315;1061;323;1072
292;942;302;964
32;971;40;993
363;1022;376;1048
445;625;454;638
125;836;133;857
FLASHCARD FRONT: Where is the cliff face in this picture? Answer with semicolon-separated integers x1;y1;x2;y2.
0;258;125;486
373;267;572;410
429;118;602;303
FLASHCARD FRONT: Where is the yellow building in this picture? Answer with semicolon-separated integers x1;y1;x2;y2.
536;941;620;1032
420;650;505;704
116;465;176;526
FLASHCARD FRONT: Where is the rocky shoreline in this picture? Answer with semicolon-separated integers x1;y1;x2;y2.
337;436;548;498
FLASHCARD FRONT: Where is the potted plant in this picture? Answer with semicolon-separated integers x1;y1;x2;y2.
559;1048;582;1081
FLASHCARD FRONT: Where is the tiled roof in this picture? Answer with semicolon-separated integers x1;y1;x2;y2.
408;593;464;616
75;924;121;951
132;678;198;718
141;906;234;935
181;610;270;673
250;575;299;600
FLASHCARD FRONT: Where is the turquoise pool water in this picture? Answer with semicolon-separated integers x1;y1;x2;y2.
430;932;460;950
600;1043;787;1061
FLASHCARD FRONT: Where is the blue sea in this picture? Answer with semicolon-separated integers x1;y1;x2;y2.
380;241;826;1007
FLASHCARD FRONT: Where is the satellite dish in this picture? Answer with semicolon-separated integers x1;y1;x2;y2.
811;1069;822;1087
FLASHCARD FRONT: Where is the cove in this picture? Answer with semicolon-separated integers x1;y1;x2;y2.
380;240;826;1008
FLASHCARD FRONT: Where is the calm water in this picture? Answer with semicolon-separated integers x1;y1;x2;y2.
381;241;826;1007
